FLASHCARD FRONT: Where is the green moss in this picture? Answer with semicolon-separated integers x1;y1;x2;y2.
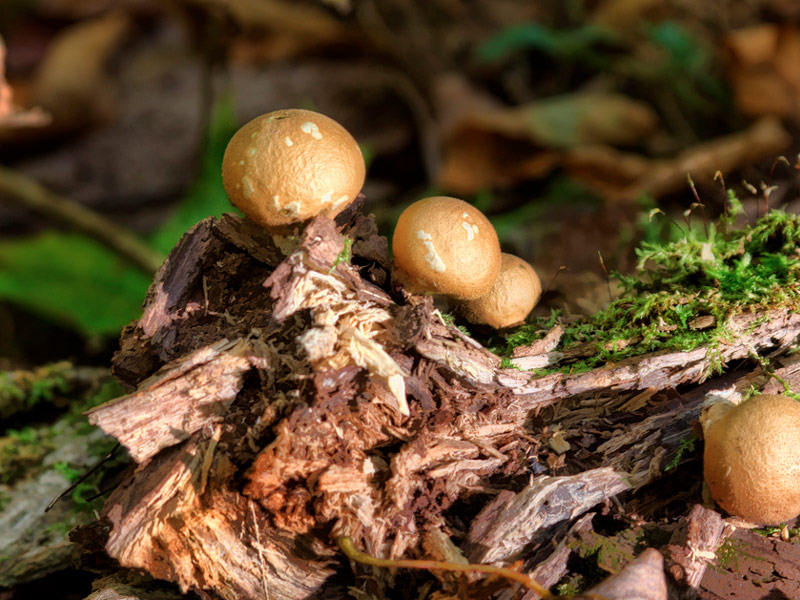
555;573;586;597
491;203;800;374
664;434;698;471
0;426;56;485
0;362;72;419
329;237;353;273
715;537;764;572
0;370;122;491
753;526;800;538
499;357;518;369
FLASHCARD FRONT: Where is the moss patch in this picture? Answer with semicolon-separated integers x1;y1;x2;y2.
490;201;800;374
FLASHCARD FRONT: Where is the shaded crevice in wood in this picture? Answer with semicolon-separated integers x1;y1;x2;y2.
93;213;800;600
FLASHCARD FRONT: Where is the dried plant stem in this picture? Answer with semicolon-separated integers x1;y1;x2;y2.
0;165;164;274
337;536;554;598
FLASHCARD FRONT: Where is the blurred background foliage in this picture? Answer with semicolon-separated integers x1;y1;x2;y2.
0;0;799;366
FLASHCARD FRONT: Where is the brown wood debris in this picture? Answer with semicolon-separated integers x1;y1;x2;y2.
85;210;800;599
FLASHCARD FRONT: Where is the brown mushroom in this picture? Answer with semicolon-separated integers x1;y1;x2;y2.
391;196;501;300
222;108;365;229
702;393;800;524
459;253;541;329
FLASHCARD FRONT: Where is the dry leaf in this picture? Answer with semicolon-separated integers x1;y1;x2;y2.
0;37;11;118
32;12;130;130
590;0;661;32
564;117;791;203
725;25;800;121
582;548;668;600
208;0;354;63
436;82;658;194
0;36;50;133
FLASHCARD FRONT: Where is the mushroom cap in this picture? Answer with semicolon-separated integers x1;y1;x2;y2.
222;109;365;228
460;253;541;329
703;393;800;524
392;196;501;300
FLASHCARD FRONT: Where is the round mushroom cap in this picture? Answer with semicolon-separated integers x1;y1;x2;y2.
392;196;501;300
460;253;541;329
703;393;800;524
222;109;365;228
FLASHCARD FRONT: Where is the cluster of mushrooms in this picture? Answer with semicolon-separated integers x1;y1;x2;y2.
222;107;541;329
221;108;800;526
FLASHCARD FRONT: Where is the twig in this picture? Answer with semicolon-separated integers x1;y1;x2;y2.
0;165;164;274
45;442;121;512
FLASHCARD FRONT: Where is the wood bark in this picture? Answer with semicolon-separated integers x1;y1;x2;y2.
84;212;800;599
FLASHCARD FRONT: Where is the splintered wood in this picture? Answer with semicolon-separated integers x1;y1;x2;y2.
85;212;800;599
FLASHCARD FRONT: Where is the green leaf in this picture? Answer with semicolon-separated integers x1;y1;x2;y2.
0;232;151;336
477;23;615;63
0;95;242;340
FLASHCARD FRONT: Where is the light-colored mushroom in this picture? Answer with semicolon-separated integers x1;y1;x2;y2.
392;196;501;300
702;393;800;524
459;253;541;329
222;108;365;229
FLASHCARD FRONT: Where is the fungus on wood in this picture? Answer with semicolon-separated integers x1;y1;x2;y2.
82;111;800;599
82;203;800;599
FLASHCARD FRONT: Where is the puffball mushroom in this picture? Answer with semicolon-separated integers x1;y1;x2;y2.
222;108;365;229
702;393;800;524
459;253;541;329
392;196;501;300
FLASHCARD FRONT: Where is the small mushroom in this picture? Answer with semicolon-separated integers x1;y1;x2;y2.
222;108;365;229
702;393;800;524
392;196;501;300
459;253;541;329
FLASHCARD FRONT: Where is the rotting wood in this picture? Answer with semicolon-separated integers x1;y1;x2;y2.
84;212;800;599
88;339;257;463
697;528;800;599
464;467;629;564
515;513;595;600
665;505;735;598
103;436;335;600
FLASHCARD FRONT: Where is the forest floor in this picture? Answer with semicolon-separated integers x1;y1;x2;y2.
3;1;800;599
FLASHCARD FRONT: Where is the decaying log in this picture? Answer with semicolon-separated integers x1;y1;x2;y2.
464;467;629;564
665;505;735;597
103;437;335;599
88;339;255;463
85;211;800;599
698;529;800;598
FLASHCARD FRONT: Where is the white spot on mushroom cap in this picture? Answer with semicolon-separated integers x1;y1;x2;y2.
416;230;446;273
300;121;323;140
242;176;254;199
321;191;333;204
247;147;257;157
462;212;469;219
284;136;294;147
272;195;281;209
462;221;475;240
283;201;301;216
238;160;244;166
332;195;350;209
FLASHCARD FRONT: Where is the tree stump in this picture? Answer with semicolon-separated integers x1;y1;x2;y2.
84;210;800;599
